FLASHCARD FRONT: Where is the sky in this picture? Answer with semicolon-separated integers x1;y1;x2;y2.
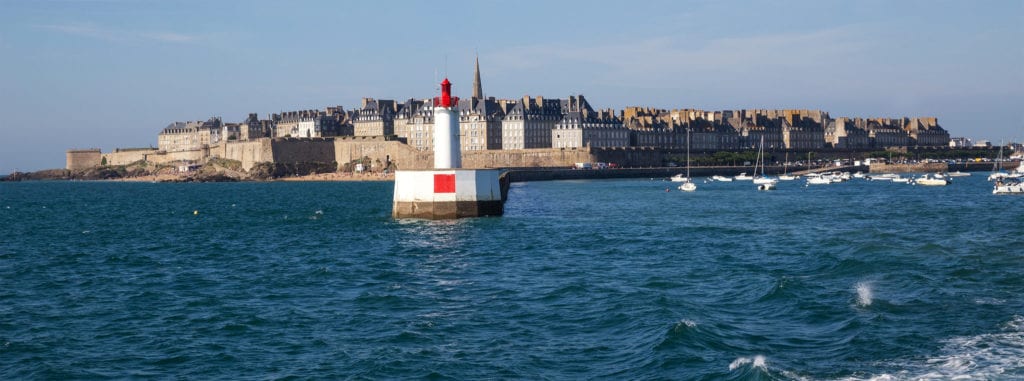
1;0;1022;173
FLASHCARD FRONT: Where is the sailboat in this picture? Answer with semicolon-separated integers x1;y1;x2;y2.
678;128;697;192
778;152;798;180
988;143;1010;181
752;136;777;190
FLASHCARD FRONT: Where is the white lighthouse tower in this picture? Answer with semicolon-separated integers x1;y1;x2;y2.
432;78;461;169
392;78;507;219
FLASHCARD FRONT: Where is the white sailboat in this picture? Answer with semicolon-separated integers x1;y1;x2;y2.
778;152;798;180
752;136;777;190
678;128;697;192
988;143;1010;181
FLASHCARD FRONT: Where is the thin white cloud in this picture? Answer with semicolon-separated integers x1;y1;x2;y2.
487;26;872;89
35;23;200;44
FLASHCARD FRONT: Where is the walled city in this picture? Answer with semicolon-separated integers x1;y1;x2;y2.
68;59;976;174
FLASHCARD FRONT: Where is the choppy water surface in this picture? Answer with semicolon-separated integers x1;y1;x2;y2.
1;176;1022;379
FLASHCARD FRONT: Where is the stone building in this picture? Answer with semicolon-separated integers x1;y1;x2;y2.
901;117;950;147
392;98;425;143
781;110;826;150
158;117;222;152
863;118;911;148
405;100;435;151
552;95;628;149
623;107;674;148
273;108;348;138
825;117;870;149
459;97;505;151
239;113;275;141
501;96;562;149
353;98;396;137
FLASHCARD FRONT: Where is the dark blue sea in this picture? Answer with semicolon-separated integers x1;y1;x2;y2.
2;175;1022;380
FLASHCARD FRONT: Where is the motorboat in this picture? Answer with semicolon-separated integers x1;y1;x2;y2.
993;178;1024;194
670;174;690;182
915;173;949;186
734;173;753;181
805;173;832;185
946;171;971;177
778;174;799;181
711;175;734;182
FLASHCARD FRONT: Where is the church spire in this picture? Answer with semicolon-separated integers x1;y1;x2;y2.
472;55;483;100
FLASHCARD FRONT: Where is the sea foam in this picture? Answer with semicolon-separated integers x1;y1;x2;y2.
729;355;766;371
855;281;873;307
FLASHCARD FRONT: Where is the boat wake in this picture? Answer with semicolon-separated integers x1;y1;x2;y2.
839;315;1024;380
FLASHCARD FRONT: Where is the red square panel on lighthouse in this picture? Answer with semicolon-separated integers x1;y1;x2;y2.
434;174;456;193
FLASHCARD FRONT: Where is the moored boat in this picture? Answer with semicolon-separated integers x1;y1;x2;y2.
915;173;949;186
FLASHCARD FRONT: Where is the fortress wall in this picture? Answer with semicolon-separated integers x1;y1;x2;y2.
334;137;431;171
869;162;947;173
223;140;273;170
144;150;206;165
102;149;159;166
66;149;102;170
461;148;596;168
271;138;337;166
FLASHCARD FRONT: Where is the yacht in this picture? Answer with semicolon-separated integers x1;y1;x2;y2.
915;173;949;186
993;178;1024;194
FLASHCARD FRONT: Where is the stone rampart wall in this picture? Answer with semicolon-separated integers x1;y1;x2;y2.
334;137;430;171
221;140;273;170
462;148;595;168
271;138;337;166
66;149;102;170
869;162;947;173
102;149;159;166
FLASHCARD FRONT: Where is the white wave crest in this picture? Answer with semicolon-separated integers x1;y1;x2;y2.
855;281;873;307
841;315;1024;380
675;319;697;329
729;355;767;371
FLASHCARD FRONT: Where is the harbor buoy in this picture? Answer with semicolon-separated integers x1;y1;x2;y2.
193;210;199;215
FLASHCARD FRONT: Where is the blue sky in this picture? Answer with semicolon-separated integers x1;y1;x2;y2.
1;0;1022;172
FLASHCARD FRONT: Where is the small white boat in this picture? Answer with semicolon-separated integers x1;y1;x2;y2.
678;181;697;192
734;173;753;181
757;182;776;191
778;174;799;181
946;171;971;177
915;173;949;186
993;179;1024;194
852;171;866;179
753;176;777;185
711;175;733;182
805;173;832;185
670;174;690;182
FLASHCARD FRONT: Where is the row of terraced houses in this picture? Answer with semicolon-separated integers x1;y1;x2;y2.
157;59;950;153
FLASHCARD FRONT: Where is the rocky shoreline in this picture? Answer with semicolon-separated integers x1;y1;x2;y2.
2;159;394;183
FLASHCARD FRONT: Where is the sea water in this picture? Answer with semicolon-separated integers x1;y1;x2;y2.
1;176;1022;379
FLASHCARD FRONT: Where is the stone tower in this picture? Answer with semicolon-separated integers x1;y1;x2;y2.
472;55;483;100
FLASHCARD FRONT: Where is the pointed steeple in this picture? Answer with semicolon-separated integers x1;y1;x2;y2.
472;55;483;100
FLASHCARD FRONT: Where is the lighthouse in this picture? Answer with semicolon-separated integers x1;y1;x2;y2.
433;78;461;169
392;78;507;219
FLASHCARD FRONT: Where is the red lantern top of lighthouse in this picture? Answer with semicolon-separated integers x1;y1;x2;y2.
434;78;459;108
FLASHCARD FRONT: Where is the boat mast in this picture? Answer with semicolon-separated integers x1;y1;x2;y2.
686;127;691;179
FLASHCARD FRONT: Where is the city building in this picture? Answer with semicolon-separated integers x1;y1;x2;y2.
157;117;222;152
